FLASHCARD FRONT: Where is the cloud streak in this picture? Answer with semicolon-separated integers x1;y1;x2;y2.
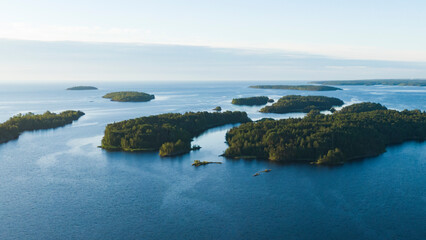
0;39;425;82
1;22;426;62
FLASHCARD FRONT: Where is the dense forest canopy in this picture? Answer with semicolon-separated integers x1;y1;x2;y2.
103;91;155;102
250;85;342;91
224;102;425;164
66;86;98;90
311;79;426;86
0;111;85;144
232;96;270;106
101;111;251;156
339;102;387;113
260;95;344;113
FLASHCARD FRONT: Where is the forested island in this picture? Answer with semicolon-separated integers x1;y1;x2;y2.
101;111;251;156
66;86;98;90
103;91;155;102
260;95;344;113
0;111;85;144
232;96;270;106
311;79;426;86
250;85;342;91
224;102;426;164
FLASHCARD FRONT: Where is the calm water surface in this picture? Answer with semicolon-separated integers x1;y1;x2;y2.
0;81;425;240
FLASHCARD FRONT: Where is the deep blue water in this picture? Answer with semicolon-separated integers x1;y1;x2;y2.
0;81;425;240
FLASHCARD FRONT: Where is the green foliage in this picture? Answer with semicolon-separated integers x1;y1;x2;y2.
0;111;85;144
103;91;155;102
101;111;251;154
311;79;426;86
339;102;387;113
316;148;345;165
260;95;344;113
224;103;426;164
66;86;97;90
213;106;222;111
250;85;342;91
159;139;191;157
232;96;270;106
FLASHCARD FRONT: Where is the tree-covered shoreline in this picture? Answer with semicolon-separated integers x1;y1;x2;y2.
101;111;251;156
0;111;85;144
260;95;344;114
232;96;270;106
224;103;425;164
250;85;342;91
103;91;155;102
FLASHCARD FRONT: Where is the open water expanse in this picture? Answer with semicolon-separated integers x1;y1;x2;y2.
0;81;425;240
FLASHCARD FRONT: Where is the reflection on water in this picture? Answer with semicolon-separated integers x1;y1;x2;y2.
0;82;425;240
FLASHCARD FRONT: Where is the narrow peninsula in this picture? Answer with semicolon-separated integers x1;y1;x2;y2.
260;95;344;113
101;111;251;156
103;91;155;102
232;96;271;106
250;85;342;91
67;86;98;90
0;111;85;144
311;79;426;86
224;102;425;165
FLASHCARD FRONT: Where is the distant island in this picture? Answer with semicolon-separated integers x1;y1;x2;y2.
0;110;85;144
311;79;426;86
66;86;98;90
250;85;342;91
224;102;426;164
260;95;344;113
232;96;271;106
103;91;155;102
101;111;251;157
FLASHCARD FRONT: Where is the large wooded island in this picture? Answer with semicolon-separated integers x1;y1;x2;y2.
103;91;155;102
224;103;425;164
101;111;251;156
260;95;344;113
0;111;85;144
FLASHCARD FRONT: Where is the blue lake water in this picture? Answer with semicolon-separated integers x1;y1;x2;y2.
0;81;425;240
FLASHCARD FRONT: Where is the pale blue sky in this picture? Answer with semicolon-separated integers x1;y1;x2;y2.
0;1;425;82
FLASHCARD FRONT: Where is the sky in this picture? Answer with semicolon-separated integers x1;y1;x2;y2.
0;0;425;82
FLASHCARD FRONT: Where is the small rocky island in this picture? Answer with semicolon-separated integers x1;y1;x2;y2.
0;110;85;144
213;106;222;111
232;96;271;106
224;102;426;165
250;85;342;91
260;95;344;113
66;86;98;90
253;169;271;176
192;160;222;167
103;91;155;102
101;111;251;157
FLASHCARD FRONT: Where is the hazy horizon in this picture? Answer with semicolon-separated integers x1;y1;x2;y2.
1;1;426;83
1;39;426;83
